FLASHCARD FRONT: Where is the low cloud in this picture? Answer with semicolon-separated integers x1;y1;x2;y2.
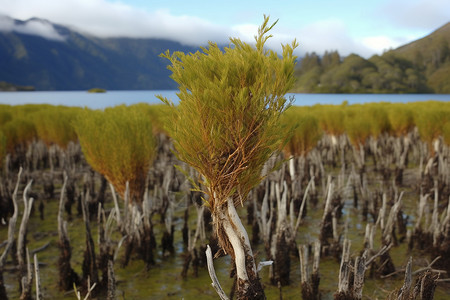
0;0;231;46
292;19;377;58
0;15;66;41
361;36;407;55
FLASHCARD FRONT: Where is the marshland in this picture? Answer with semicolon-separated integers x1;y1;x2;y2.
1;20;450;300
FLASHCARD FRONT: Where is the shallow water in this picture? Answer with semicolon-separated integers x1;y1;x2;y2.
1;90;450;109
1;165;449;300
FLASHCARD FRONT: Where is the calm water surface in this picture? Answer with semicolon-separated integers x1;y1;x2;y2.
0;90;449;109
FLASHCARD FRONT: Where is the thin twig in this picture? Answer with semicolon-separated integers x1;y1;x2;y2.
205;245;229;300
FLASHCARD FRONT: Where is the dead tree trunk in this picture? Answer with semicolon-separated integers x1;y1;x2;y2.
334;239;367;300
58;174;79;291
81;188;99;294
299;241;321;300
0;168;22;300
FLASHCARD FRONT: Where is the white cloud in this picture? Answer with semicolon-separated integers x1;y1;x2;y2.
361;36;402;54
0;15;66;41
231;24;259;42
381;0;450;31
291;19;378;58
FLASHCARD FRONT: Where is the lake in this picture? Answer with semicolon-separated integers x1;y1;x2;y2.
0;90;449;109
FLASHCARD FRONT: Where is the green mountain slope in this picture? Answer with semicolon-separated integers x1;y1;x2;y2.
293;22;450;93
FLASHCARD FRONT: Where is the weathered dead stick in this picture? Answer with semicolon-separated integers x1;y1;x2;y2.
31;242;51;256
205;245;229;300
34;254;42;300
20;247;33;300
381;256;446;279
17;179;34;269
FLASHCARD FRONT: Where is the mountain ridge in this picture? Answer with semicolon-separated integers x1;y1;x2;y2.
0;15;201;90
1;16;449;92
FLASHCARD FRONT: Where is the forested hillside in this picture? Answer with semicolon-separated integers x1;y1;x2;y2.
292;22;450;93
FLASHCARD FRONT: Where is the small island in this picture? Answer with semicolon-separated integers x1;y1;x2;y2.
87;88;107;93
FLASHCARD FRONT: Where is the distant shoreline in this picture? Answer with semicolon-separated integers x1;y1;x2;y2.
0;81;35;92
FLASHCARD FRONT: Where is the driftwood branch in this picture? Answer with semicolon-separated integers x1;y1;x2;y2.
381;256;445;279
205;245;229;300
31;242;51;256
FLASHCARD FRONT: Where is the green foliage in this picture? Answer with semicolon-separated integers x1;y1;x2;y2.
314;104;346;136
31;106;81;148
158;16;298;210
1;118;37;152
282;108;322;156
365;104;392;138
129;103;171;135
427;62;450;93
414;101;450;150
0;130;6;167
73;105;157;202
443;121;450;146
0;105;12;126
387;104;415;136
344;106;372;149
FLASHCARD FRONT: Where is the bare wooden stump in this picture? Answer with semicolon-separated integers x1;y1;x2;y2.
0;168;22;300
81;188;99;293
299;241;321;300
58;174;79;291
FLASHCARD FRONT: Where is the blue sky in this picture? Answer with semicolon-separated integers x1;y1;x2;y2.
1;0;449;57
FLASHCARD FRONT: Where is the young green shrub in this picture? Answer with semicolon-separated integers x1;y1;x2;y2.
0;130;6;167
73;105;157;203
316;105;346;136
282;108;322;157
0;105;12;126
32;106;81;149
1;118;37;153
365;104;392;138
158;16;297;299
387;104;415;136
443;121;450;146
414;102;450;153
129;103;171;135
345;105;372;149
159;16;297;212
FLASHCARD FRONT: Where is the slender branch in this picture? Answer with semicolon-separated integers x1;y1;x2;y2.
34;254;43;300
205;245;229;300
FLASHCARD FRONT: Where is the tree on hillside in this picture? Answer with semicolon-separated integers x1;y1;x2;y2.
158;16;297;299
